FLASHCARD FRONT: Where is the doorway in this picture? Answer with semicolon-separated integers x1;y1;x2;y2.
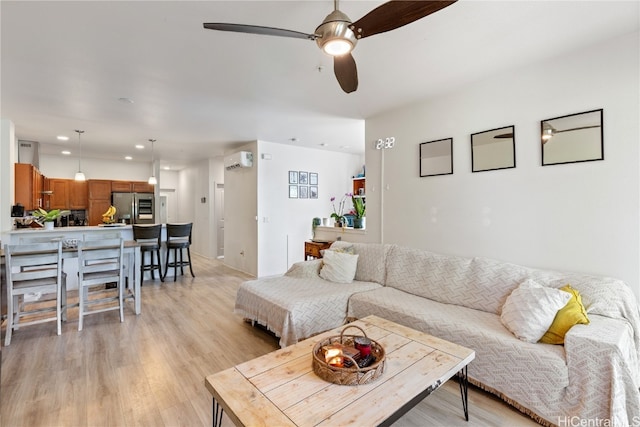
215;183;224;258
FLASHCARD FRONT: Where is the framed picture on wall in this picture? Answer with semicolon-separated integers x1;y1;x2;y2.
310;186;318;199
299;186;309;199
309;173;318;185
289;185;298;198
299;171;308;184
289;171;298;184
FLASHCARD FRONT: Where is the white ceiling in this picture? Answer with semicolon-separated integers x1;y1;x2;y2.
2;1;638;171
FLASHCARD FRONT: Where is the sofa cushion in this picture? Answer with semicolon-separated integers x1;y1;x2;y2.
236;275;381;347
385;245;472;306
540;284;590;344
319;250;359;283
330;241;392;285
500;279;572;343
347;286;569;414
465;257;532;314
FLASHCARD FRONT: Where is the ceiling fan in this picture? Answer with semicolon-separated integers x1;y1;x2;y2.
541;123;601;144
203;0;458;93
493;124;601;142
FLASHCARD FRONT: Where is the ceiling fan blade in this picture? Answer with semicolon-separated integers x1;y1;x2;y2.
334;53;358;94
351;0;458;39
556;125;601;133
494;133;514;139
203;23;317;40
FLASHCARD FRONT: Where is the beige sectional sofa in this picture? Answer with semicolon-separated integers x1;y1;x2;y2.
234;241;640;425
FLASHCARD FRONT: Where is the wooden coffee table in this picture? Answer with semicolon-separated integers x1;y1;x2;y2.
204;315;475;426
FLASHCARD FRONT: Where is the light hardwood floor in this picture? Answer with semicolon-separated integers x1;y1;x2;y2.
1;255;540;426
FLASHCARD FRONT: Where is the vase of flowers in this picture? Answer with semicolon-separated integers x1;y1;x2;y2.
330;193;350;227
351;194;366;229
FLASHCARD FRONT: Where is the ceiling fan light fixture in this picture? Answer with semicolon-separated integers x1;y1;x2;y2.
315;10;357;56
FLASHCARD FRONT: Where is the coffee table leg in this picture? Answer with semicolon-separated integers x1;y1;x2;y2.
457;366;469;421
213;399;224;427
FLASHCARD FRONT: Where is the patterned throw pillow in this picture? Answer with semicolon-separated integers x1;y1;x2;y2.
539;284;590;344
319;250;359;283
284;259;323;278
500;279;572;343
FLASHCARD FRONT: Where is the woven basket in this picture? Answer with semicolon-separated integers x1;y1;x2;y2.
312;325;385;386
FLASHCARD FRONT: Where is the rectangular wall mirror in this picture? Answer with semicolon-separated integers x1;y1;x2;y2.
420;138;453;177
471;125;516;172
541;109;603;166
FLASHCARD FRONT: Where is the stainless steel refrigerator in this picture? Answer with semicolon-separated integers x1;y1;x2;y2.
111;192;155;224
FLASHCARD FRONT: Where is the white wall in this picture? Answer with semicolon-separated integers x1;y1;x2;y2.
39;154;151;181
223;141;363;277
257;141;362;277
365;32;640;298
224;142;259;276
0;119;17;233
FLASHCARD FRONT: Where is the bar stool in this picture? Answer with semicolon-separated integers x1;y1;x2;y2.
132;224;163;284
163;223;195;281
4;241;65;345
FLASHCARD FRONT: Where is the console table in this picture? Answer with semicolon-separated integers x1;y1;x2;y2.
304;241;332;260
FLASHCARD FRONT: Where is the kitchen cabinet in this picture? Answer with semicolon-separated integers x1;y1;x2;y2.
111;181;132;192
14;163;45;211
89;180;112;200
132;181;154;193
43;178;87;210
88;180;112;225
88;199;113;226
69;180;88;209
46;178;69;209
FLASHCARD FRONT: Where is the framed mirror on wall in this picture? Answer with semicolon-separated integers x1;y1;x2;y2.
541;109;603;166
471;125;516;172
420;138;453;177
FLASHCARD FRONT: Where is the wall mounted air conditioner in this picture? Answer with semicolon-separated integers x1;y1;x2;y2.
225;151;253;170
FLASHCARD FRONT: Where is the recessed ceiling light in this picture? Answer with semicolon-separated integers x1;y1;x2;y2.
320;143;329;147
118;97;134;104
290;137;298;143
163;166;171;170
125;156;133;160
57;135;69;141
135;144;145;149
61;150;71;155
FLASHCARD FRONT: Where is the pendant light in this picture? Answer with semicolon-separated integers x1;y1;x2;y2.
74;130;86;181
148;139;157;185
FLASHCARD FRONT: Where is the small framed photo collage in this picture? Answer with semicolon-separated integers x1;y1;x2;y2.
289;171;318;199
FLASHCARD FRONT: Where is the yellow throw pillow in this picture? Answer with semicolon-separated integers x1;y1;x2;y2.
539;284;590;344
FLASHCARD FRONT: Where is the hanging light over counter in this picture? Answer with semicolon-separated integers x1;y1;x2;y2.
148;139;157;185
74;129;86;181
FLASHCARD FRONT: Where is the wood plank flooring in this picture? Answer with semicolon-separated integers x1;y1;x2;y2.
1;255;540;426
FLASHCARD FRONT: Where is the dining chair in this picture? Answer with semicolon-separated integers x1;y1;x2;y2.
4;240;65;346
77;236;124;331
163;223;195;281
132;224;163;284
16;235;69;320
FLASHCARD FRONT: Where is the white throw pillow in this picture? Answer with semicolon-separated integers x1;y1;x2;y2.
319;250;359;283
500;279;572;343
